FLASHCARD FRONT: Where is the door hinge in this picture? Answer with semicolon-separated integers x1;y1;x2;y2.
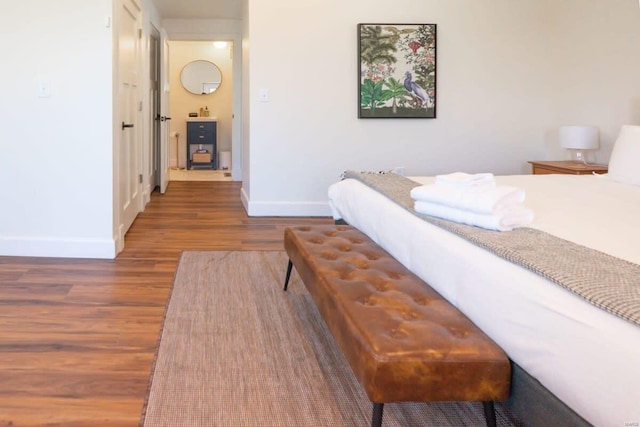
138;28;142;39
139;174;143;184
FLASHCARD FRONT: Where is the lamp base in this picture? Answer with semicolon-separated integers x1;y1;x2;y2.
567;149;590;165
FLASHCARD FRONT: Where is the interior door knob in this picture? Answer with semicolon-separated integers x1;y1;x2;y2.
122;122;134;130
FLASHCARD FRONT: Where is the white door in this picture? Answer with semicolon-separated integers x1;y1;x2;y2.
117;0;142;244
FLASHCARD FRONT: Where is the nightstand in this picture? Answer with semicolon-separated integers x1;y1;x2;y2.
528;161;608;175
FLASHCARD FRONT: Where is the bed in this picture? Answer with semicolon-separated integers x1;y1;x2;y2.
327;128;640;427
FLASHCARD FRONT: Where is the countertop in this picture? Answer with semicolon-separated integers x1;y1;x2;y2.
186;117;217;122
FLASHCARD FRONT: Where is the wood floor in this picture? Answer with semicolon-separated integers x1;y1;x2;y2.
0;181;332;427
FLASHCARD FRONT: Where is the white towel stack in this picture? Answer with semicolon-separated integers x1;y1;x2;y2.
410;172;534;231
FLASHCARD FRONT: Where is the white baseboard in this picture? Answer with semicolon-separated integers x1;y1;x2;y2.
240;191;332;217
0;236;117;259
143;184;151;205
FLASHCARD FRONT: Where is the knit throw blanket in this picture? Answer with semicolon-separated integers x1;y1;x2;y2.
343;171;640;327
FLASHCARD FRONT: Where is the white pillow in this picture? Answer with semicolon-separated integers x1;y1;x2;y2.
607;125;640;186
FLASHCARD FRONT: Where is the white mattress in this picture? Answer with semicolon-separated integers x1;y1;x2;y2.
328;174;640;427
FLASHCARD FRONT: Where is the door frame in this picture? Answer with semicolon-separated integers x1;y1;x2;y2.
150;25;161;191
166;33;243;181
159;28;170;193
149;25;170;194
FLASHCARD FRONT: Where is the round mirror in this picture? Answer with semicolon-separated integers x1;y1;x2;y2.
180;60;222;95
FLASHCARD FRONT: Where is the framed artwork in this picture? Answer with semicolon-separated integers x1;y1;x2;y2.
358;23;437;119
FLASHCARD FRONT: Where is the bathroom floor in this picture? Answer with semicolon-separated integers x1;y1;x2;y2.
169;168;232;182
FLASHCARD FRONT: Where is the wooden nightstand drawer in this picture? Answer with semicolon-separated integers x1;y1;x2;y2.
528;161;608;175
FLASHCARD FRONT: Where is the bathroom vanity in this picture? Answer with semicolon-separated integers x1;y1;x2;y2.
186;117;217;169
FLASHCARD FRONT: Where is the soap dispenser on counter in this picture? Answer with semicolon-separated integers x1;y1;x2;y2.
204;106;210;117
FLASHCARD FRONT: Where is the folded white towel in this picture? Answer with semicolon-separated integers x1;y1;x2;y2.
414;201;534;231
435;172;495;185
435;172;496;192
410;184;525;214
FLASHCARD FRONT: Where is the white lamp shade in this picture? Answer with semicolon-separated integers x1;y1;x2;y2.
559;126;600;150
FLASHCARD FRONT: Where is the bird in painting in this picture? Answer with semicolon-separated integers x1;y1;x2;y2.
403;71;428;108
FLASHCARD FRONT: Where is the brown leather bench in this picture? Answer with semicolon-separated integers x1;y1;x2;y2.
283;225;510;427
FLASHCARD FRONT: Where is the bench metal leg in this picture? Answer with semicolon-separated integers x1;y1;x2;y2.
483;401;497;427
371;402;384;427
283;260;293;291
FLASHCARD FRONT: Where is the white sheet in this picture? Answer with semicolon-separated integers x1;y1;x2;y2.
328;174;640;427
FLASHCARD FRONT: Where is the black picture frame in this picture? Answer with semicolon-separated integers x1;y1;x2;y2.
358;23;437;119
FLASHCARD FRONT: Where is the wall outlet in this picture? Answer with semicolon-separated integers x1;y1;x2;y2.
393;166;406;176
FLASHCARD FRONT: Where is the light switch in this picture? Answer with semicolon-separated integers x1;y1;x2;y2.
38;78;51;98
259;88;269;102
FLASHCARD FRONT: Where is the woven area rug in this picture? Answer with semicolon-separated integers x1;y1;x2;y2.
140;251;523;427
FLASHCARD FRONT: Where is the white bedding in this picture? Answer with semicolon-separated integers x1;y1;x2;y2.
328;174;640;427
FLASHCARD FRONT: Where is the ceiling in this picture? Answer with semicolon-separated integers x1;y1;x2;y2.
152;0;242;20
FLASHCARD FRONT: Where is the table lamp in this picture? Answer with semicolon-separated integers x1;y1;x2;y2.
559;126;599;164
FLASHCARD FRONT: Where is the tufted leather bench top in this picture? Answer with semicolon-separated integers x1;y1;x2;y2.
284;225;510;408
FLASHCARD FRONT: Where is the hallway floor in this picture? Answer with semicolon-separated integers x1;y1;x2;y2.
169;168;232;181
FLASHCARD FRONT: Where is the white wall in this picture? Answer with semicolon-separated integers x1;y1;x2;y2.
546;0;640;162
0;0;115;257
243;0;640;216
0;0;165;259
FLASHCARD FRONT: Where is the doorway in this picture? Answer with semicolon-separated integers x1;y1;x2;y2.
166;40;235;179
150;26;162;191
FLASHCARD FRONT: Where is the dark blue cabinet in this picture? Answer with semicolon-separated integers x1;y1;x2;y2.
187;120;216;169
